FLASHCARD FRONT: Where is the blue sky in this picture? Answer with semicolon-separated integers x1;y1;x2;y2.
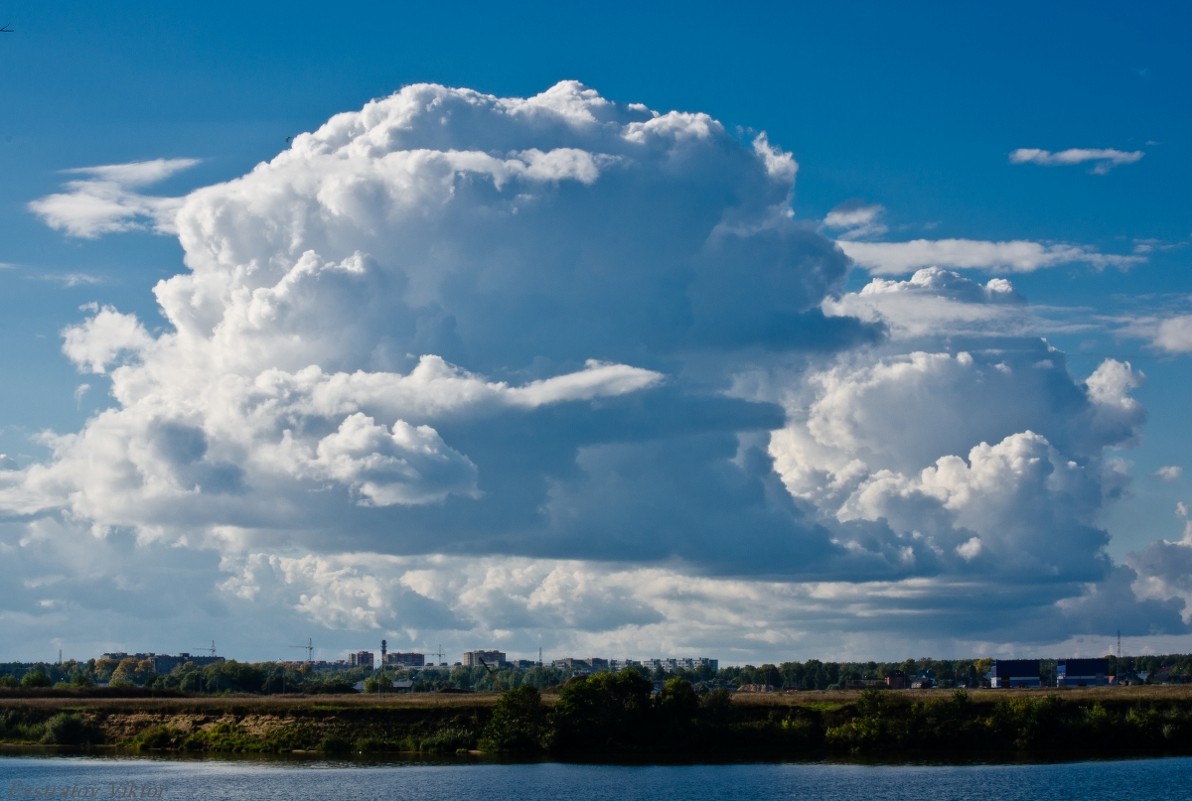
1;1;1191;666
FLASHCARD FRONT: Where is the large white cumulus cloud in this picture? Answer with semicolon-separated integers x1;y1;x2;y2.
750;262;1169;646
8;82;857;560
2;82;1179;660
162;82;845;370
766;347;1144;586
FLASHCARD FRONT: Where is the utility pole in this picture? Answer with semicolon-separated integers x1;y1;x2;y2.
378;639;387;696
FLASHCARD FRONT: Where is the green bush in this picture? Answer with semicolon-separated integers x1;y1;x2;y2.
187;721;255;752
20;670;53;689
132;725;184;751
318;733;354;753
41;712;97;746
416;726;476;753
353;736;391;752
481;685;547;753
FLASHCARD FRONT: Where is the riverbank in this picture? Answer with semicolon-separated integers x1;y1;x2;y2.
0;692;494;755
3;685;1192;761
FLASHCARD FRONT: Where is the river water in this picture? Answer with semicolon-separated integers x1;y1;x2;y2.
2;755;1191;801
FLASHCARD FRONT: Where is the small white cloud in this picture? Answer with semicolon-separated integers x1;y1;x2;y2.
838;238;1142;276
29;158;200;238
1153;315;1192;353
824;268;1030;341
1009;147;1144;174
859;267;1023;304
956;536;983;561
508;361;664;406
1156;466;1183;481
60;305;153;374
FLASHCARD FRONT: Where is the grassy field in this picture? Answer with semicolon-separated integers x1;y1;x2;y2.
0;691;503;712
4;682;1191;713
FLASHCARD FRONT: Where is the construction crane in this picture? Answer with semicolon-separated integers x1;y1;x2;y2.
193;641;217;657
427;644;445;666
288;638;314;664
477;655;506;693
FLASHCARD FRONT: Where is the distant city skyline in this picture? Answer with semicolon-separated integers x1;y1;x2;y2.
1;2;1191;664
81;647;720;673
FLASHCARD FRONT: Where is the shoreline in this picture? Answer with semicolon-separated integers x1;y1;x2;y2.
3;686;1192;763
4;745;1192;769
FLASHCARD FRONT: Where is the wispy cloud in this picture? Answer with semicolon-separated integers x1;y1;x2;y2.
838;238;1142;275
73;384;91;408
1094;295;1192;354
1009;147;1144;175
34;272;106;287
2;262;105;287
28;157;200;238
822;201;888;240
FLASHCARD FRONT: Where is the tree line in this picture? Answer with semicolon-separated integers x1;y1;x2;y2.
3;653;1191;695
486;671;1192;759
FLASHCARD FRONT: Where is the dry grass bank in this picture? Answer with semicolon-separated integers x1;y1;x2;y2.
732;684;1192;707
0;691;503;713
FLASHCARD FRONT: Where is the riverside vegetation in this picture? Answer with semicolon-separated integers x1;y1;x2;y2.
4;671;1192;761
7;653;1192;694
